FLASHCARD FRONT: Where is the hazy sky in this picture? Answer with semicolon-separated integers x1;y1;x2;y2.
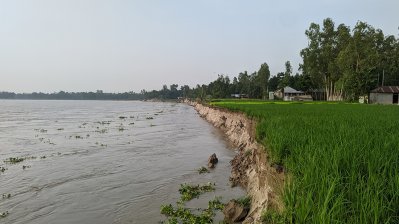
1;0;398;93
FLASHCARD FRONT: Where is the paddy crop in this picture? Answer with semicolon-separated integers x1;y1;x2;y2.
212;100;399;223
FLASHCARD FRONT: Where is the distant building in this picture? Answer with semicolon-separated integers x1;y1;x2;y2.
231;94;240;98
275;87;310;101
370;86;399;105
230;93;249;99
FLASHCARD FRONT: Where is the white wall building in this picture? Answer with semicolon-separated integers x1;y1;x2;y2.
370;86;399;105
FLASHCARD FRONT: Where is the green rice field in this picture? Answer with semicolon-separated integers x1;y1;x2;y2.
211;100;399;224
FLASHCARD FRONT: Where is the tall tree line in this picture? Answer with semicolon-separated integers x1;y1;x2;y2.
300;18;399;101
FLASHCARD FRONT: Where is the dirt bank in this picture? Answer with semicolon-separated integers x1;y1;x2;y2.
187;101;284;223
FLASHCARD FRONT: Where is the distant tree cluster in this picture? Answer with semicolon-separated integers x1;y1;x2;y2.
300;18;399;101
1;18;398;102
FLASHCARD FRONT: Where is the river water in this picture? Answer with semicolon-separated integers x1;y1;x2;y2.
0;100;243;224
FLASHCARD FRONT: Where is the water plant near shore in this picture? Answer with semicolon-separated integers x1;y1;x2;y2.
212;100;399;223
179;183;215;202
0;211;9;218
2;194;11;199
22;165;31;170
4;157;25;164
197;166;209;174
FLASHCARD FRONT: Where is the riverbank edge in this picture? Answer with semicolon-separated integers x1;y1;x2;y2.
185;100;284;223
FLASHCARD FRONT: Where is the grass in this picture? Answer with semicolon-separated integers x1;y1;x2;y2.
235;195;251;208
211;100;399;224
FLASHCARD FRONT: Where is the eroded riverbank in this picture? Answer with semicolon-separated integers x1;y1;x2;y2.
187;101;284;223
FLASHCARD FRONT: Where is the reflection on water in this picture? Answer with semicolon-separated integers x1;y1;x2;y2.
0;100;243;224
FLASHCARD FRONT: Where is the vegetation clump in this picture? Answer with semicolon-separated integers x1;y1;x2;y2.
161;197;224;223
0;211;9;218
0;166;5;173
235;196;251;208
197;166;209;174
178;183;215;202
22;165;31;170
2;194;11;199
4;157;25;164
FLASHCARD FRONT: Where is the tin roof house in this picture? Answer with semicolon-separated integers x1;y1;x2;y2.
370;86;399;105
274;87;311;101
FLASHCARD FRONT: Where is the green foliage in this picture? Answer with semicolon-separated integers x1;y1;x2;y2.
301;18;399;101
178;183;215;202
2;194;11;199
197;166;209;174
161;197;224;224
235;196;251;208
261;209;285;224
4;157;25;164
214;101;399;223
0;211;9;218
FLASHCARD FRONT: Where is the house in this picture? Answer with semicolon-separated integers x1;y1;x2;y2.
230;93;249;99
275;87;307;101
370;86;399;105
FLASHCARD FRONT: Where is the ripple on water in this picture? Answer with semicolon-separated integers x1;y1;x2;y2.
0;100;244;224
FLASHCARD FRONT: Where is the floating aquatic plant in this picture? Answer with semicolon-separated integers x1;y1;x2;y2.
0;211;9;218
4;157;25;164
22;165;31;170
197;166;209;174
160;195;223;223
2;194;11;199
178;183;215;202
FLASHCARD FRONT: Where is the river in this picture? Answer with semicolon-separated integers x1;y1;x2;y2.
0;100;243;224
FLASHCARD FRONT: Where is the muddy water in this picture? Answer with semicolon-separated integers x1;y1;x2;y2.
0;100;244;224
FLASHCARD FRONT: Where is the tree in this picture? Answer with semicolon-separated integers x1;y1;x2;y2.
337;22;381;100
279;61;292;88
257;63;271;99
300;18;348;101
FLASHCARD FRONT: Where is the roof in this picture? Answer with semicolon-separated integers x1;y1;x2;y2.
371;86;399;93
283;87;304;94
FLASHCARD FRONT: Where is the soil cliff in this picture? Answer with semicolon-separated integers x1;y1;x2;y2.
187;101;284;223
